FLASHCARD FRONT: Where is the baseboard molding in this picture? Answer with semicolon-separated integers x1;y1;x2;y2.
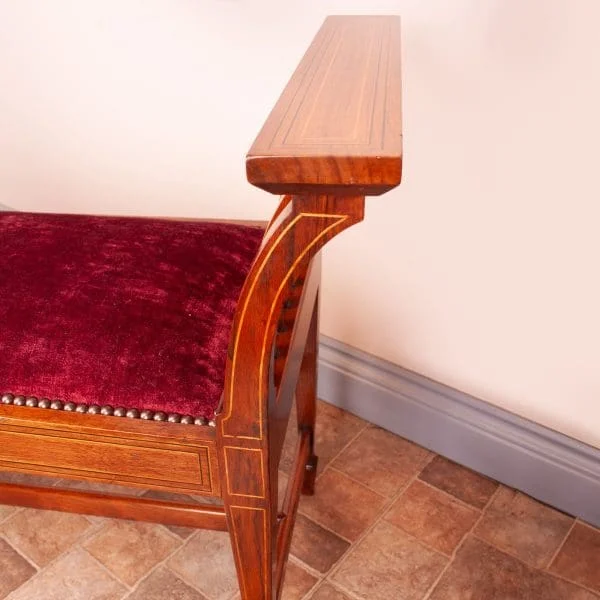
318;335;600;527
0;203;11;211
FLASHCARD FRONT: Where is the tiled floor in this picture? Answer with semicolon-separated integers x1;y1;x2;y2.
1;401;599;599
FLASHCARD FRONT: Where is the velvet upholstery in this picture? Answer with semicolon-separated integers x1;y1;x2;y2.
0;213;264;420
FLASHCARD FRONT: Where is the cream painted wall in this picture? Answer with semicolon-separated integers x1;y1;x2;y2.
1;1;599;448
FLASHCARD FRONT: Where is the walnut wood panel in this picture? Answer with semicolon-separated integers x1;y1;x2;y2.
0;428;215;494
247;16;402;196
224;447;266;498
0;406;220;495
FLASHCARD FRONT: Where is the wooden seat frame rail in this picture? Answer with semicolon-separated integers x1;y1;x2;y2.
0;16;402;600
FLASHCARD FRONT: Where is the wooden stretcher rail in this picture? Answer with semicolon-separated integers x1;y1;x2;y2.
0;482;228;530
247;15;402;196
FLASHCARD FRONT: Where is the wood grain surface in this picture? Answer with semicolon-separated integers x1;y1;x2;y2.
247;16;402;196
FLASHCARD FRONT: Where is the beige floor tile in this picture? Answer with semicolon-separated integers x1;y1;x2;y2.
291;514;350;573
142;490;201;539
0;504;17;523
281;401;366;474
168;529;238;600
419;456;498;509
126;567;209;600
282;562;319;599
299;469;386;541
385;480;479;555
332;521;447;600
309;583;354;600
84;520;180;586
550;522;600;593
0;537;37;599
8;547;126;600
429;536;596;600
474;486;574;568
332;426;432;498
1;508;92;566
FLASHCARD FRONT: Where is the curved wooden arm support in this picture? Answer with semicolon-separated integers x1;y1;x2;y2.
218;194;364;441
216;194;364;598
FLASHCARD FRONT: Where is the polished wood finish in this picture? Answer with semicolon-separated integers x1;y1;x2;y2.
247;16;402;196
217;192;365;599
0;16;402;600
0;404;220;496
296;289;320;496
0;483;227;530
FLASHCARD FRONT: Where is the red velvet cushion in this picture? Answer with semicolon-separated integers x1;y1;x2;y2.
0;213;264;422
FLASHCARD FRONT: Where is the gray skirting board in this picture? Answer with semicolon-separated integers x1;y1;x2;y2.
318;335;600;528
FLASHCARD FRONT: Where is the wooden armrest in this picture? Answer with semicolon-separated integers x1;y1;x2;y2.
246;15;402;196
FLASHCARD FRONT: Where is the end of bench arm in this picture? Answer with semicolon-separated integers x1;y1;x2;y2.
246;15;402;197
216;16;401;598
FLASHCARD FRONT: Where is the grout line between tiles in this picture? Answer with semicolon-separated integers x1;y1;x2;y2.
417;450;437;473
0;505;24;526
421;482;502;600
470;525;574;572
3;545;125;600
0;532;41;571
0;532;44;574
322;579;367;600
120;528;205;600
548;570;600;598
4;509;133;599
82;548;136;593
288;551;327;581
546;517;577;570
543;518;600;598
296;416;435;543
293;406;435;599
316;417;370;472
414;477;490;513
73;518;143;592
74;506;196;594
326;466;389;498
322;466;432;594
285;554;322;600
4;510;186;599
295;475;381;545
299;434;436;600
287;406;432;597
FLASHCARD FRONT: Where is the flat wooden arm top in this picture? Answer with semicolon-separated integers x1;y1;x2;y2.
246;15;402;196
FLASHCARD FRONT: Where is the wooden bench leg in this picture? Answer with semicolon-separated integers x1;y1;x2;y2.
225;498;275;600
296;292;320;496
